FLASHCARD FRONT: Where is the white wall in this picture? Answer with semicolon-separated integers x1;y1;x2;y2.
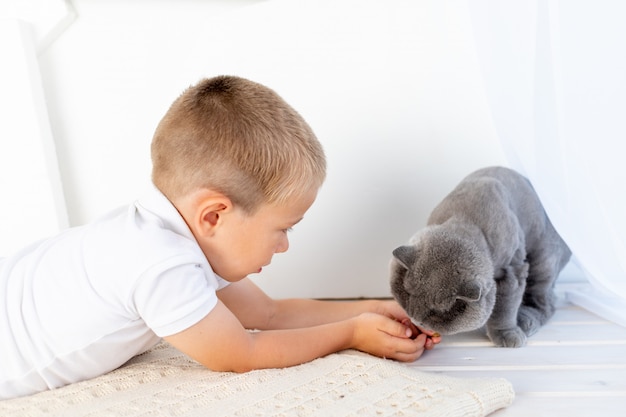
36;0;507;298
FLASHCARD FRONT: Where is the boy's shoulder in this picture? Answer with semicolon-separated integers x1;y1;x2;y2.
94;187;204;265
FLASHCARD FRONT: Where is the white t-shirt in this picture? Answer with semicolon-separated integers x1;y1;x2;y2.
0;187;229;399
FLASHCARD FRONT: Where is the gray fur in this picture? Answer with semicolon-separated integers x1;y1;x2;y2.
389;166;571;347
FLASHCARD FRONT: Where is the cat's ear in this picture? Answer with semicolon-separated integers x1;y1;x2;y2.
456;282;482;302
392;245;417;269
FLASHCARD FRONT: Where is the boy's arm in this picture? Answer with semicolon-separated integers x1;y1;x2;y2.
163;299;425;372
216;278;434;333
164;279;435;372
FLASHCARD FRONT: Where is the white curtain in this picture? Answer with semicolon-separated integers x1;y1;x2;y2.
469;0;626;326
0;0;72;253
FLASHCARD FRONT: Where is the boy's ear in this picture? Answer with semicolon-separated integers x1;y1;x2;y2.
195;193;233;237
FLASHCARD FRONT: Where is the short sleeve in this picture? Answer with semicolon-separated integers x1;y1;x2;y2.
132;260;221;337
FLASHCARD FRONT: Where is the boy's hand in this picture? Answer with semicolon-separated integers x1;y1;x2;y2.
372;300;442;350
400;318;442;350
348;312;439;362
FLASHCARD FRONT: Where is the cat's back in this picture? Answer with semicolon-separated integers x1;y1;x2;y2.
428;166;542;227
466;166;543;216
465;166;533;197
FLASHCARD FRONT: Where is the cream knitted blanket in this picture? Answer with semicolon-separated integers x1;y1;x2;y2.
1;342;514;416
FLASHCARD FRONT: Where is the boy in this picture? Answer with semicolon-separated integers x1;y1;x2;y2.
0;76;439;400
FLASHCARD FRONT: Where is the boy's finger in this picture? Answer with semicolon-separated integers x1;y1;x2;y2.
399;318;420;339
425;337;434;350
382;317;413;338
417;326;441;339
392;335;428;360
392;347;426;363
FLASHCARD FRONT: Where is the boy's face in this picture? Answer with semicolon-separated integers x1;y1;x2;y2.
200;187;317;282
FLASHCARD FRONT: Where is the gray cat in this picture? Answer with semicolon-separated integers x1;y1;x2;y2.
389;166;571;347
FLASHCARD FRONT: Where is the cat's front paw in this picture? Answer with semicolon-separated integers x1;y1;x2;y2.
517;306;542;336
487;326;527;348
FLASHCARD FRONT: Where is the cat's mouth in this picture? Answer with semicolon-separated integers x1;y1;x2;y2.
425;299;468;325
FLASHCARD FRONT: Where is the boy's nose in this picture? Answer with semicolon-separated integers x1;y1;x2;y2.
276;236;289;253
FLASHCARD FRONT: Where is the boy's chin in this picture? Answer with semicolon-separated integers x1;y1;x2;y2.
215;271;248;282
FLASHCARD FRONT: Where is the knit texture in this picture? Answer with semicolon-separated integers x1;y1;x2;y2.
1;342;514;416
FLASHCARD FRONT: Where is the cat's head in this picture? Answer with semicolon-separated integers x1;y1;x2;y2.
389;226;496;335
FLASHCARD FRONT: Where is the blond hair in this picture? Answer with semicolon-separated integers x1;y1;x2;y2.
151;76;326;213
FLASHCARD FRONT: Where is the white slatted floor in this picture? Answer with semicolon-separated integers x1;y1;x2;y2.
406;286;626;416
